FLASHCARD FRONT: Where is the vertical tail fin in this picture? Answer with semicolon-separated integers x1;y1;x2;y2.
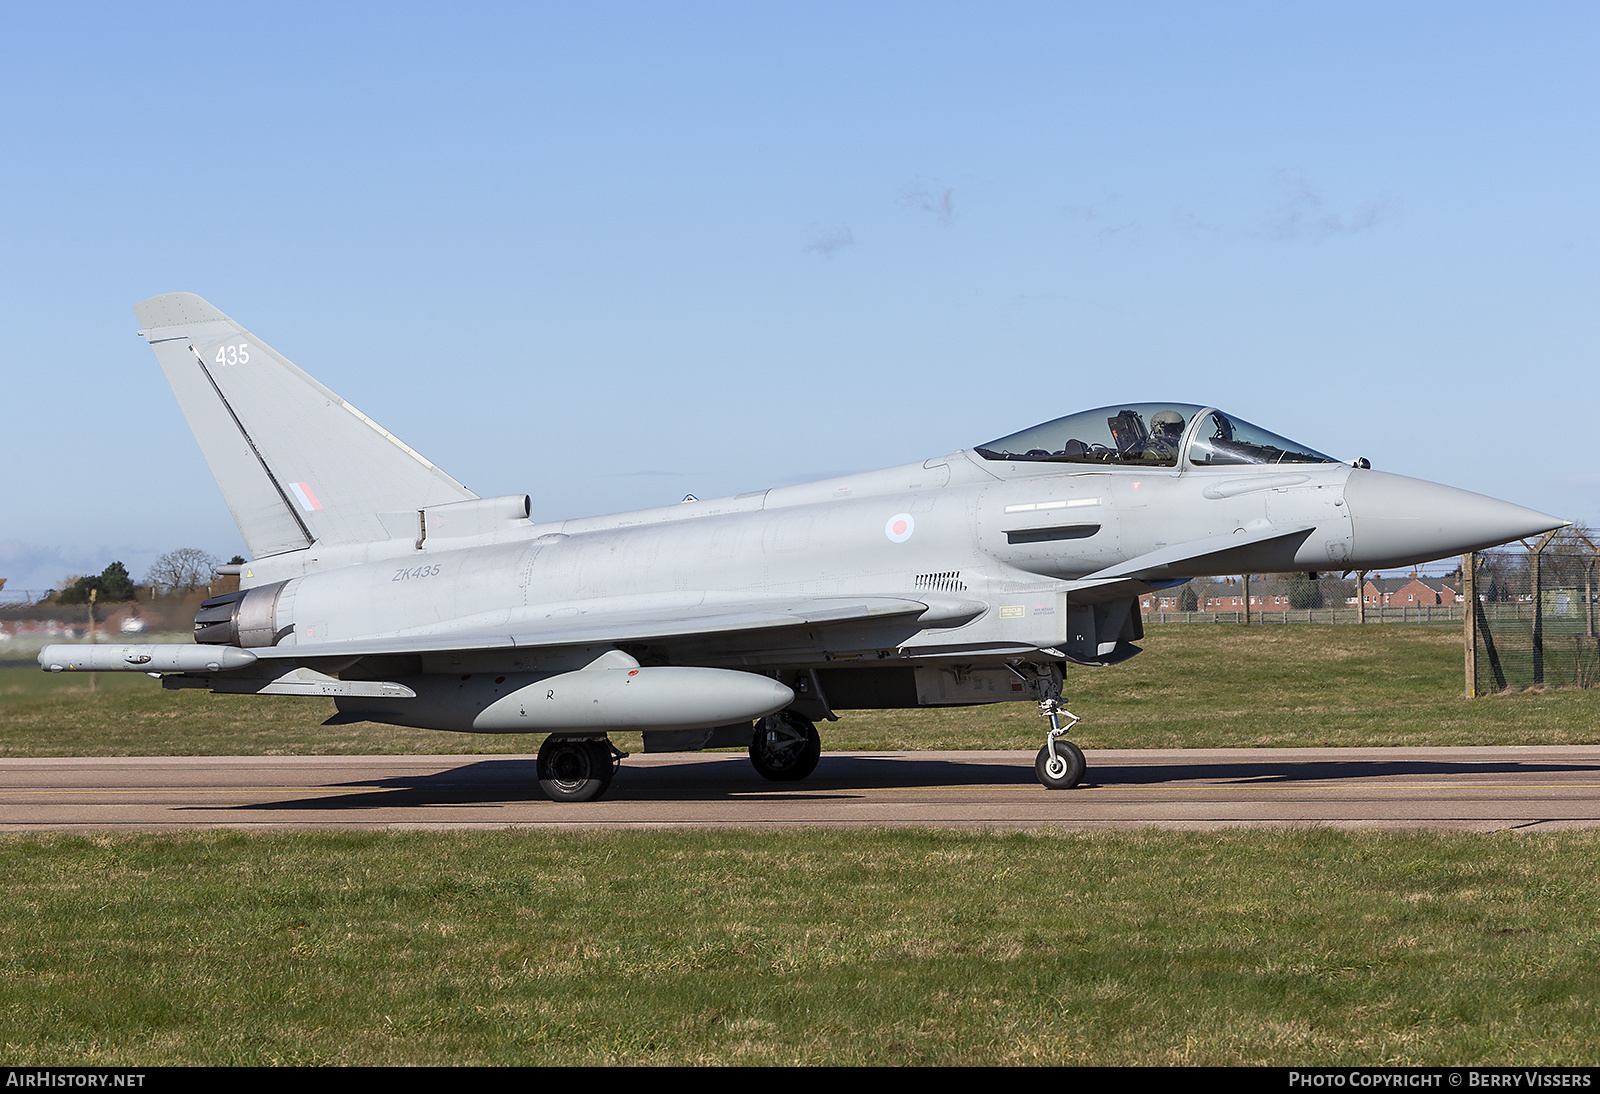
134;293;476;557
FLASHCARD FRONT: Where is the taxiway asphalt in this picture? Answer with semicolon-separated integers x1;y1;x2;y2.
1;746;1598;832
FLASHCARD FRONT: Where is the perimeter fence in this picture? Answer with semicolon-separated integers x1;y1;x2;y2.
1151;605;1464;626
1142;526;1598;696
1469;538;1600;694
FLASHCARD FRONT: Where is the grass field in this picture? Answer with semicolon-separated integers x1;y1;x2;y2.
4;625;1598;1065
4;828;1600;1066
2;624;1596;756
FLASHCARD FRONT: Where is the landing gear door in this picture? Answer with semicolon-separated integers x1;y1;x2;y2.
1059;596;1143;666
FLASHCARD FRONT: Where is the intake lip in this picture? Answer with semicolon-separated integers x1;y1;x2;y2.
1344;469;1566;569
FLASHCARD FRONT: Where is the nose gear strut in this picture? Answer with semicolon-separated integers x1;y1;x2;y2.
1012;663;1087;789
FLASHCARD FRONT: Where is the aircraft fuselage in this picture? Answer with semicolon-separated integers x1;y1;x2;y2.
39;294;1569;795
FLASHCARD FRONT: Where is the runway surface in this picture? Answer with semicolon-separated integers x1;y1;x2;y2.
2;746;1599;832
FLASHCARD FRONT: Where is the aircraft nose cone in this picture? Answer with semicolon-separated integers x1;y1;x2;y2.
1344;470;1566;568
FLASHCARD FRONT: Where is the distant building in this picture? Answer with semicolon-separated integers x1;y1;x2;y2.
1141;577;1302;612
1362;573;1460;607
1141;591;1185;612
1140;574;1432;614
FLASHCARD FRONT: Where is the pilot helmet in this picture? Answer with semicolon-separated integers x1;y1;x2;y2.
1152;409;1186;434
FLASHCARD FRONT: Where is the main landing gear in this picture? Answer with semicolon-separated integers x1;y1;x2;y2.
537;735;626;802
749;710;822;782
536;711;825;800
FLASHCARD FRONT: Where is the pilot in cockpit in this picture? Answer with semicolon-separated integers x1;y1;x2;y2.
1146;409;1187;460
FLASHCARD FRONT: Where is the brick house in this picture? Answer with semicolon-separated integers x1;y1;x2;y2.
1140;577;1298;612
1362;574;1461;607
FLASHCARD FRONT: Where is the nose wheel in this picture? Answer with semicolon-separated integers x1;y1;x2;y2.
1028;666;1087;790
1036;737;1086;789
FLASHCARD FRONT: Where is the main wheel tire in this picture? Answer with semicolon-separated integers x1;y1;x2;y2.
1035;739;1086;790
538;736;614;802
749;712;822;782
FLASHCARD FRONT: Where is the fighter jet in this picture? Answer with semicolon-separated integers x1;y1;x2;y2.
41;293;1566;800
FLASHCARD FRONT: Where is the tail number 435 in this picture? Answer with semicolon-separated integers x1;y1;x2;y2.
215;343;251;366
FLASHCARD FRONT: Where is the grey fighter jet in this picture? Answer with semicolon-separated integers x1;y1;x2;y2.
41;294;1566;800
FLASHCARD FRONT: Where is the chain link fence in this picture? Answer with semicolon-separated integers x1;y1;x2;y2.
1469;536;1600;694
1150;605;1465;625
1138;526;1598;696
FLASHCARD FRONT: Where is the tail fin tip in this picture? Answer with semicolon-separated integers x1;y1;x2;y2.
134;292;233;330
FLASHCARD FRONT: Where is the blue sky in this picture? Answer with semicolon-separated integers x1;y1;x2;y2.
2;2;1596;592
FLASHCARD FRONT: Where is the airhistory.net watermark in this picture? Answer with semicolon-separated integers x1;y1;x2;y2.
5;1075;145;1088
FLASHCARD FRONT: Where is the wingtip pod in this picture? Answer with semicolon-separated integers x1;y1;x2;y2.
38;644;259;674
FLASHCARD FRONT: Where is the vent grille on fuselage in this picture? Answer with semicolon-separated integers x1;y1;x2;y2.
914;571;967;593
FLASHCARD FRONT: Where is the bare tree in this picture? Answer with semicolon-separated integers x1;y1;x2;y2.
1543;523;1597;587
144;548;219;593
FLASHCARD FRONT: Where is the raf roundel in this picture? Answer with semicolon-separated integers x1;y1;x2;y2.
884;513;915;543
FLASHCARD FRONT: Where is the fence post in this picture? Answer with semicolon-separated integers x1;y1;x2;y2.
1587;557;1596;640
1533;542;1542;684
87;587;97;694
1464;552;1477;698
1530;529;1559;685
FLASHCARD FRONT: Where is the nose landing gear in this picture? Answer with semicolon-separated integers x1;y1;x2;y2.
1024;666;1087;790
1036;732;1086;790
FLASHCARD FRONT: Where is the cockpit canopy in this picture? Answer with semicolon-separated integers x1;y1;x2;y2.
975;404;1339;469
